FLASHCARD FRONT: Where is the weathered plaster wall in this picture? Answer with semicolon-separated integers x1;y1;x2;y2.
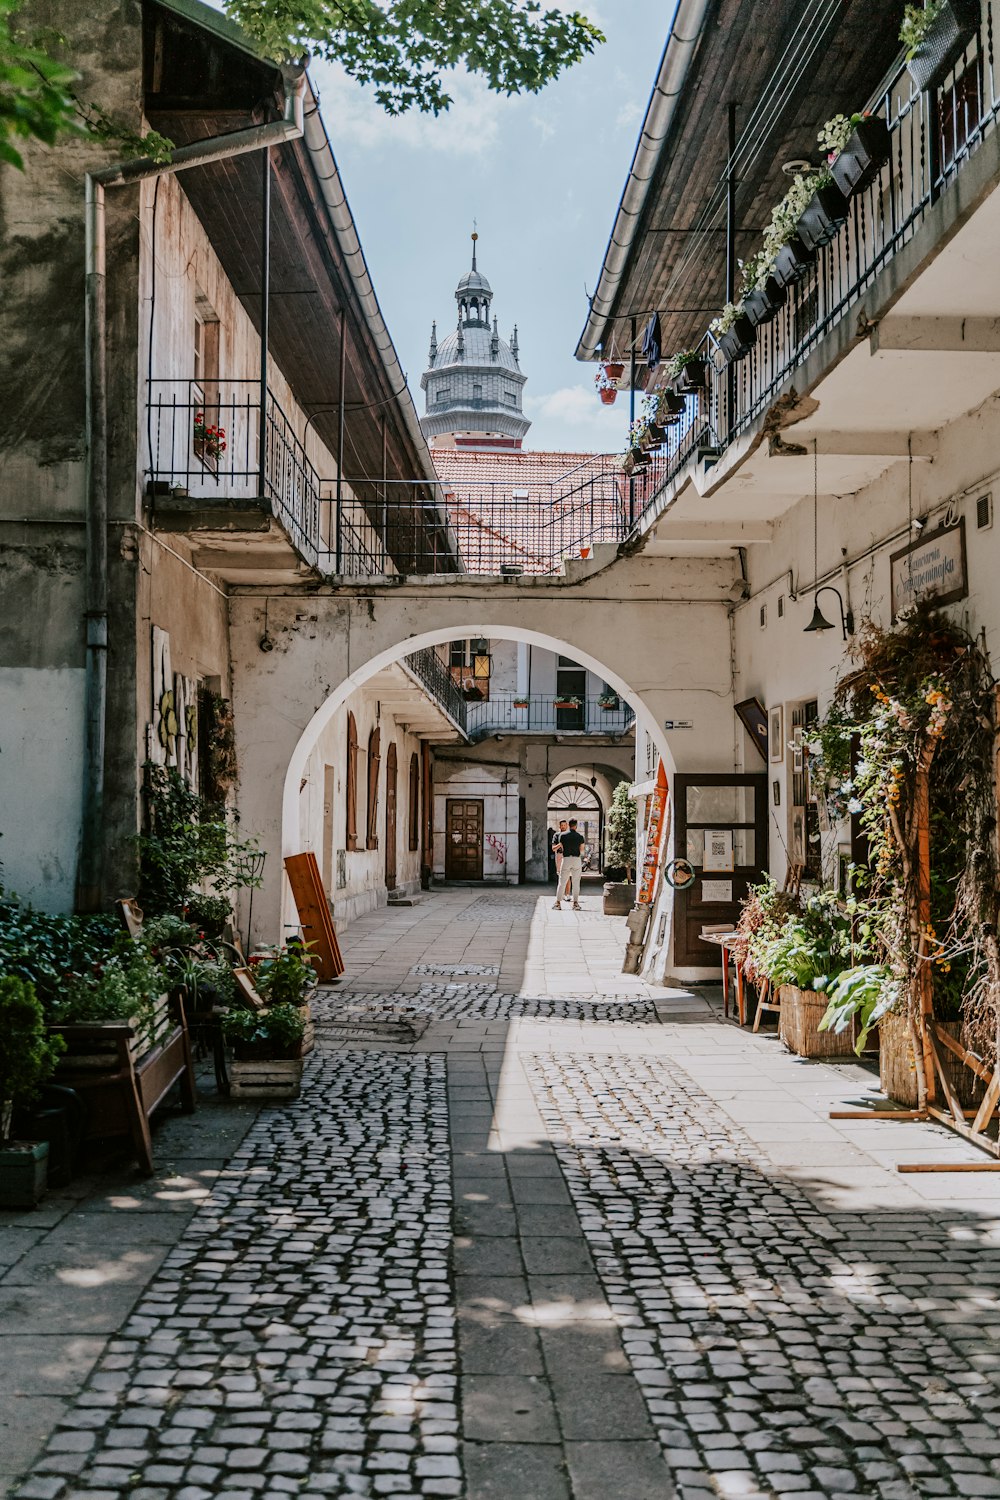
295;690;424;929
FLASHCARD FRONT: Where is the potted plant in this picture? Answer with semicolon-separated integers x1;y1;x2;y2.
603;782;637;915
763;172;819;287
669;351;708;393
739;251;787;327
595;366;618;406
902;0;980;92
223;1002;309;1099
553;694;582;710
597;691;619;710
821;112;891;197
193;411;227;464
711;303;755;364
0;978;65;1208
796;170;850;252
660;388;686;416
512;696;529;710
621;446;650;476
757;890;854;1057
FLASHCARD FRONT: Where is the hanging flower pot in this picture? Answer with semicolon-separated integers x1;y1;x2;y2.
512;698;529;710
830;116;891;197
603;361;625;382
674;357;707;393
797;180;850;252
906;0;980;92
743;275;787;328
717;314;756;365
773;234;816;288
598;386;617;406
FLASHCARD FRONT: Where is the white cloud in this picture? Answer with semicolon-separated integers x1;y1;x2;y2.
615;99;643;131
310;60;505;158
523;383;629;452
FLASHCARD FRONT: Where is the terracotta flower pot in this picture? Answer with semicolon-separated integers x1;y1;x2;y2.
599;387;617;406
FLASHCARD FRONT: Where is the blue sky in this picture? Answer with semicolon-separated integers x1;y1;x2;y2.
307;3;671;455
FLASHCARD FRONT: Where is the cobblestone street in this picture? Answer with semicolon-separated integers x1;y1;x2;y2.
6;887;1000;1499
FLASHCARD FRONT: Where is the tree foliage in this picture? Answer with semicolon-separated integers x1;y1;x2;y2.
0;0;78;169
228;0;604;114
604;781;637;880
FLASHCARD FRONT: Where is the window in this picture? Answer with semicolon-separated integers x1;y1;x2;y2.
473;383;482;401
345;713;359;851
504;390;517;406
409;752;420;851
366;726;381;850
449;639;491;700
436;386;450;404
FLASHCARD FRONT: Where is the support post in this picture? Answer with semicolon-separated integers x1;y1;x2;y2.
258;148;270;498
335;307;346;574
725;101;738;442
915;764;936;1104
628;315;637;529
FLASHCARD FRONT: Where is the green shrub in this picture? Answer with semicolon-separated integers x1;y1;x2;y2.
57;947;169;1053
221;1002;305;1054
604;782;637;880
0;977;65;1141
251;944;317;1006
0;895;119;1009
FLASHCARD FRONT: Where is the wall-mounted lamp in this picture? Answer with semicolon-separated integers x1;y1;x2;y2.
803;585;854;639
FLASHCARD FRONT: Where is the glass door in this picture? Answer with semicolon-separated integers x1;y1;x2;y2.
672;774;768;966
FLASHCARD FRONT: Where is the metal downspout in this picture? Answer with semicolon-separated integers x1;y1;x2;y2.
77;71;305;911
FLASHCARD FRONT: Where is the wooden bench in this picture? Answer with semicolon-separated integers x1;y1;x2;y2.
50;993;196;1176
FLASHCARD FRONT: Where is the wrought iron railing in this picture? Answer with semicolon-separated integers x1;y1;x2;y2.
636;0;1000;524
146;380;322;563
466;692;636;739
320;450;672;577
401;647;469;733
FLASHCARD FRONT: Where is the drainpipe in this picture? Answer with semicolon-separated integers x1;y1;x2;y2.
77;69;305;912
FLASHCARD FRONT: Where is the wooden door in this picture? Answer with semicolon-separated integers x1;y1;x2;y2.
672;774;767;967
385;742;397;889
517;797;527;885
445;798;483;880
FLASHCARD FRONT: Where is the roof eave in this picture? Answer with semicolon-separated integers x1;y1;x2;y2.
574;0;715;363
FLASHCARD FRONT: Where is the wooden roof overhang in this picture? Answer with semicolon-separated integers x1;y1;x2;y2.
142;0;459;571
577;0;906;379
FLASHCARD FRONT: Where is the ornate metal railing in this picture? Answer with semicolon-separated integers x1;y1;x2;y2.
146;380;322;563
465;692;636;739
401;647;469;733
636;0;1000;523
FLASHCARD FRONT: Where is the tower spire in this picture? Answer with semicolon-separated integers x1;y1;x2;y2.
471;223;478;272
428;320;438;366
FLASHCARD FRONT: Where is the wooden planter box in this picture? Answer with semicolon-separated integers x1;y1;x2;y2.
907;0;980;91
779;984;856;1058
831;117;891;197
878;1012;984;1109
717;315;756;364
674;358;707;393
229;1057;304;1100
797;182;850;252
50;994;196;1176
623;448;650;476
743;276;787;328
661;389;686;416
773;235;816;288
603;881;636;916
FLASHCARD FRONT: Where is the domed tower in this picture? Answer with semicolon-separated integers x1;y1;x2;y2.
420;234;530;450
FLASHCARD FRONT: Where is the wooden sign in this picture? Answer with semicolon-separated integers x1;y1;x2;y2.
890;519;967;620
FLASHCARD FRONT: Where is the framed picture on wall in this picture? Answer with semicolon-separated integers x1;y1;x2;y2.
735;697;768;762
768;705;783;763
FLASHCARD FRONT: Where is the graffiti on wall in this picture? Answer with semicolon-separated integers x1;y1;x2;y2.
485;833;507;865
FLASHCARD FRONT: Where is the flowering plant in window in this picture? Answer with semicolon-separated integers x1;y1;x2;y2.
194;411;227;461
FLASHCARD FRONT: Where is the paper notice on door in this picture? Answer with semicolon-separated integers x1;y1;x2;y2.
703;829;734;872
701;879;733;903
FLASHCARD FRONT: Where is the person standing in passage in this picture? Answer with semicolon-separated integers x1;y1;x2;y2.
552;819;568;889
553;818;585;910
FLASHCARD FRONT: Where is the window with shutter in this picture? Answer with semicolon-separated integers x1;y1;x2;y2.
346;712;359;851
366;726;381;850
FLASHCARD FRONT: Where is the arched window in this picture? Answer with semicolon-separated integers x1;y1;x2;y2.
346;712;359;852
366;726;381;850
408;752;420;851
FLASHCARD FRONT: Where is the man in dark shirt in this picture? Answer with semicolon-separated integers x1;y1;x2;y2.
552;819;585;910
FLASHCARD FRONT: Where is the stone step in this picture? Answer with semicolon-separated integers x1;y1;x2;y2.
387;890;422;906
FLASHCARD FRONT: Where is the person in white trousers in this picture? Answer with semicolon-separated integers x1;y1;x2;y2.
552;819;585;910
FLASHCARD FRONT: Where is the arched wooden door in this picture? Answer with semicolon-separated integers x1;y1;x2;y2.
385;742;398;889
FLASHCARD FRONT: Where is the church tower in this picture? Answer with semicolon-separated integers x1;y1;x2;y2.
420;234;530;450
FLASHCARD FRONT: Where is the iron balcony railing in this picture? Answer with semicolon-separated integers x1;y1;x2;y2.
320;450;673;577
636;0;1000;523
466;692;636;739
146;380;323;563
401;647;469;733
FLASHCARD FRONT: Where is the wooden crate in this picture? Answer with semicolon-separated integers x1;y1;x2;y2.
879;1012;984;1109
229;1057;304;1099
779;984;856;1059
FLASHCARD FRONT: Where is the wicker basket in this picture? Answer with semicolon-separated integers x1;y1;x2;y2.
779;984;857;1058
879;1012;984;1109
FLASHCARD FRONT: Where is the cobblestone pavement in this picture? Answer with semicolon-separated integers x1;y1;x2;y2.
528;1050;1000;1500
8;887;1000;1500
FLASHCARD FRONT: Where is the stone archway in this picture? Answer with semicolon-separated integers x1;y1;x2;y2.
227;555;736;941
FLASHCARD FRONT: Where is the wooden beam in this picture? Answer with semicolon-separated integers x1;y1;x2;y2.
872;316;1000;354
898;1161;1000;1172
